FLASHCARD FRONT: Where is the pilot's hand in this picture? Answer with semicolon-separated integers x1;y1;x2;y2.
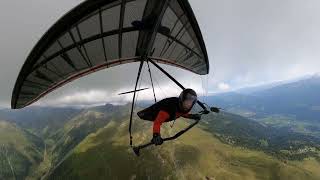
151;133;163;145
203;110;210;114
190;114;201;121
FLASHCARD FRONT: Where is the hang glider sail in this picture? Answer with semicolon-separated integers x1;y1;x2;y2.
11;0;209;109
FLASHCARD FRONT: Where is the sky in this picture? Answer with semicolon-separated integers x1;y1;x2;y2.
0;0;320;108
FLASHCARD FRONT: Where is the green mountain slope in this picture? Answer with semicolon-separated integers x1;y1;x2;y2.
48;104;130;165
0;120;44;180
1;104;319;180
47;113;320;180
200;112;320;160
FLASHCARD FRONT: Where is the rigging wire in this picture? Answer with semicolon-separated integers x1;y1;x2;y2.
129;61;147;146
147;61;157;103
152;66;168;99
133;63;146;112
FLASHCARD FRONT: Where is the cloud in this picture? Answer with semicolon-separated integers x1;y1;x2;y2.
218;83;230;91
35;89;128;107
34;85;184;107
190;0;320;89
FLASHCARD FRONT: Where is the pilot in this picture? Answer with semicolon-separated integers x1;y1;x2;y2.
137;89;201;145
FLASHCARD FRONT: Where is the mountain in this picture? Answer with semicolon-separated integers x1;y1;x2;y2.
0;120;44;180
1;75;319;179
252;75;320;118
200;112;320;160
234;74;319;94
0;104;132;178
47;108;320;180
0;102;319;179
203;76;320;145
49;104;129;165
207;76;320;122
0;107;81;138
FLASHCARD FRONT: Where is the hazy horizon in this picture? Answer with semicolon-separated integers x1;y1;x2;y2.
1;72;318;109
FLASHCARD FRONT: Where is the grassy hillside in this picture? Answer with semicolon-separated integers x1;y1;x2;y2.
0;120;45;180
47;114;320;180
1;104;319;180
257;115;320;138
47;104;130;165
200;112;320;160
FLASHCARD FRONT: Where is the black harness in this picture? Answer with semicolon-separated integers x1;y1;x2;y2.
137;97;188;122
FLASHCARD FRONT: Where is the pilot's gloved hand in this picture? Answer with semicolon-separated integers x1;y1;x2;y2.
151;133;163;145
190;114;201;121
203;110;210;114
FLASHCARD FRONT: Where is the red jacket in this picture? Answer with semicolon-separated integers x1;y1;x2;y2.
153;110;191;133
137;97;192;134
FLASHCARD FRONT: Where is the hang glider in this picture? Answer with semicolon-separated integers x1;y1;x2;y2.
11;0;213;155
11;0;209;109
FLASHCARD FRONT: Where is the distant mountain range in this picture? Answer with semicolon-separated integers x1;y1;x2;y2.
0;107;82;139
206;75;320;122
234;73;320;94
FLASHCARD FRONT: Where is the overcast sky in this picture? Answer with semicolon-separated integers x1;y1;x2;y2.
1;0;320;108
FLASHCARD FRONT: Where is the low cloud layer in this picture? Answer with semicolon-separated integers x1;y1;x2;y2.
217;83;230;91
